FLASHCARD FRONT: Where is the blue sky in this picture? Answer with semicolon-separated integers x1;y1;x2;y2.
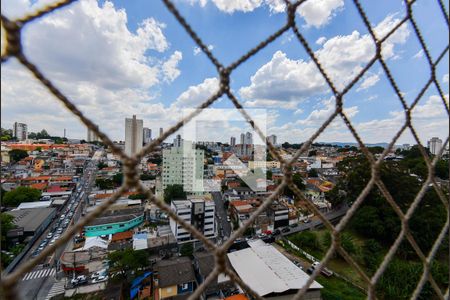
1;0;449;145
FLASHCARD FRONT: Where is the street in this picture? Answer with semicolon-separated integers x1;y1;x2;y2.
14;150;102;300
212;191;231;241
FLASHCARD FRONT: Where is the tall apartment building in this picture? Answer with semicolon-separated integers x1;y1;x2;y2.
245;132;253;145
240;133;245;145
173;134;182;148
159;128;163;138
143;127;152;145
428;137;443;155
87;127;100;142
162;142;204;192
267;134;277;145
125;115;143;156
13;122;27;141
170;198;216;243
230;136;236;147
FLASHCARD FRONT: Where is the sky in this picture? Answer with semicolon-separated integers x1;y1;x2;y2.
1;0;449;145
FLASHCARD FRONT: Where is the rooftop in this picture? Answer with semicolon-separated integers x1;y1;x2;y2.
227;240;322;296
6;207;56;232
155;256;195;287
86;207;144;226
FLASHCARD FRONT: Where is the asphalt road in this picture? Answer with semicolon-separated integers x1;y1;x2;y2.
16;151;101;300
212;192;231;241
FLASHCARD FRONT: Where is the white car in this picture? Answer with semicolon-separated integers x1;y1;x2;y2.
92;275;108;283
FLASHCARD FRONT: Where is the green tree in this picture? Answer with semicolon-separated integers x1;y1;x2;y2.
97;162;108;169
368;146;384;154
179;243;193;256
108;248;149;279
308;150;317;157
140;173;156;180
266;170;273;180
128;194;146;200
308;169;318;177
164;184;186;204
8;149;29;162
3;187;42;207
95;178;114;190
289;231;320;251
1;213;15;246
283;173;305;198
112;173;123;186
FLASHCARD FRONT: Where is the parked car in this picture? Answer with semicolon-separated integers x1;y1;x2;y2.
303;218;311;223
273;229;281;235
290;223;298;228
46;232;53;239
56;228;63;234
226;216;231;222
306;267;314;275
281;227;290;233
293;261;303;270
311;261;333;277
92;275;108;283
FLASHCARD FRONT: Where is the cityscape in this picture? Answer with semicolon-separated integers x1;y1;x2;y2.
1;0;449;300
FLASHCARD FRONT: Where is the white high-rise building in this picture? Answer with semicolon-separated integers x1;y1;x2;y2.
13;122;27;141
162;141;204;192
173;134;182;148
159;128;163;138
125;115;143;156
143;127;152;145
268;134;277;145
428;137;443;155
245;132;253;145
240;133;245;145
87;127;100;143
230;136;236;147
170;198;216;243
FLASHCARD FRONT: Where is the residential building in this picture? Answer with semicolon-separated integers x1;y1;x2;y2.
125;115;144;156
162;142;204;192
230;136;236;147
155;257;196;299
13;122;27;141
143;127;152;145
240;133;245;145
170;198;216;243
193;252;235;299
267;134;277;145
84;207;144;237
173;134;182;148
159;127;163;138
428;137;443;155
87;127;99;143
227;240;322;299
245;132;253;145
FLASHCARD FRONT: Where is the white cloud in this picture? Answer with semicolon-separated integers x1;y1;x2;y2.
162;51;183;82
1;0;181;140
189;0;344;27
171;77;220;108
297;0;344;28
294;108;304;115
443;73;449;84
211;0;263;13
316;36;327;45
239;14;409;108
193;44;214;56
356;73;380;92
413;49;424;59
240;50;328;106
269;94;448;144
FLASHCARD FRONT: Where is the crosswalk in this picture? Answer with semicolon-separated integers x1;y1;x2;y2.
44;280;66;300
21;268;56;281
